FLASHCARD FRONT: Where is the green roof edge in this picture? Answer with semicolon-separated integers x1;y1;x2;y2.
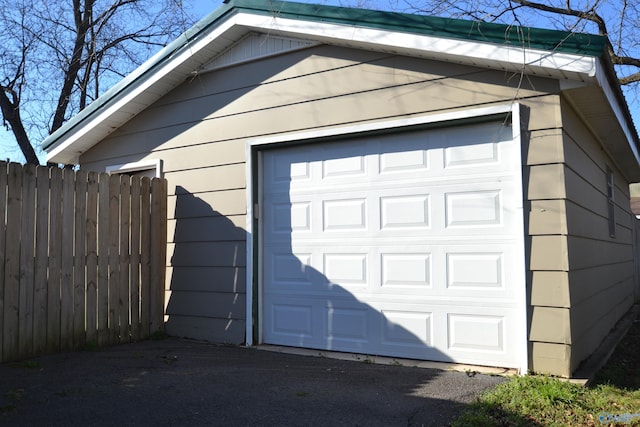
228;0;607;56
43;0;607;152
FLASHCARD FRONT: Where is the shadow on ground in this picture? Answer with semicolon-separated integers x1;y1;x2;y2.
0;338;538;426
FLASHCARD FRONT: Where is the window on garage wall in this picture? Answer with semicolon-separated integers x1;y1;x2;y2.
106;159;162;179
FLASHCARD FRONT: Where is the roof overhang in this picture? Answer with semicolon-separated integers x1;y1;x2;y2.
43;0;640;180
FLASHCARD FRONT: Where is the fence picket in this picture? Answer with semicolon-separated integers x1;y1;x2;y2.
60;169;75;351
47;167;63;353
18;164;36;359
73;170;88;348
85;172;99;346
33;167;50;355
118;176;131;343
108;175;120;343
0;164;167;362
97;173;110;346
130;176;141;341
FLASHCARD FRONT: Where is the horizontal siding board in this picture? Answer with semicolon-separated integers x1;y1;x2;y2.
168;189;246;219
530;236;568;271
162;140;245;172
568;261;635;306
524;129;565;166
529;200;567;235
530;271;570;308
166;163;246;195
165;163;247;196
168;215;246;243
164;315;244;343
531;342;571;376
165;291;246;319
567;236;633;270
168;242;247;267
167;267;246;293
570;277;634;360
529;306;571;344
527;164;565;200
565;200;632;244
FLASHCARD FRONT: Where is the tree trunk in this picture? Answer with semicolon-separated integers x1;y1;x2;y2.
0;89;39;165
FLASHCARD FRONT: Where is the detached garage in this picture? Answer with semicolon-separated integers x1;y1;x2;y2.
43;0;640;377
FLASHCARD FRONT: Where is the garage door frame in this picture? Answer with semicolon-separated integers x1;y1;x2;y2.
245;103;528;373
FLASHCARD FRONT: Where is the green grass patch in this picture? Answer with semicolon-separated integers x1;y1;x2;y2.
453;316;640;426
453;376;640;426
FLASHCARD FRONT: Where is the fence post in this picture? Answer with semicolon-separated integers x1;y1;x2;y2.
4;163;23;361
140;177;151;338
0;163;7;362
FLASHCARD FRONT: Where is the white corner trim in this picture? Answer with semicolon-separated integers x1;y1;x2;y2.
245;142;255;347
509;102;529;376
106;159;163;177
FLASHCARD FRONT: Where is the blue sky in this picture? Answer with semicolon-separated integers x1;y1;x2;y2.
3;0;638;164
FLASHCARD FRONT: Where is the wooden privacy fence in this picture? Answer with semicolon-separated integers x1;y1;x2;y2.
0;162;167;363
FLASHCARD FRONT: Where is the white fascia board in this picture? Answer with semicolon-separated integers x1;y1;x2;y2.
593;59;640;167
234;13;598;78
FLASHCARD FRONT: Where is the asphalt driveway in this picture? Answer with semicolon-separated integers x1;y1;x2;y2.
0;338;506;426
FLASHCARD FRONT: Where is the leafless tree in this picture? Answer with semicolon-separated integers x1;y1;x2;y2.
394;0;640;88
0;0;201;165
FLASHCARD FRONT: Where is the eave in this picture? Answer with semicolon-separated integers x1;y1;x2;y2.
43;0;639;180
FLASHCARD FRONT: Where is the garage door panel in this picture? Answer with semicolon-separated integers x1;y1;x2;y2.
380;195;431;229
261;122;524;368
381;253;432;287
381;310;433;347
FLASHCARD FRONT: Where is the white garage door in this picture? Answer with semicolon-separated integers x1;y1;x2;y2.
260;121;525;368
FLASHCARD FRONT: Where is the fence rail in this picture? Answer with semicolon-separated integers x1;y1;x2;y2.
0;162;167;363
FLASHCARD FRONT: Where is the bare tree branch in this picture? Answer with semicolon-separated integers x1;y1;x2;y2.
0;0;201;164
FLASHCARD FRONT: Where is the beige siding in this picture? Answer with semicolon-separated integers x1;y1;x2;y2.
80;44;561;346
525;95;636;376
561;98;635;373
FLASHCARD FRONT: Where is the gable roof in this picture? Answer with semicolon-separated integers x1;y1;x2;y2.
43;0;640;180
